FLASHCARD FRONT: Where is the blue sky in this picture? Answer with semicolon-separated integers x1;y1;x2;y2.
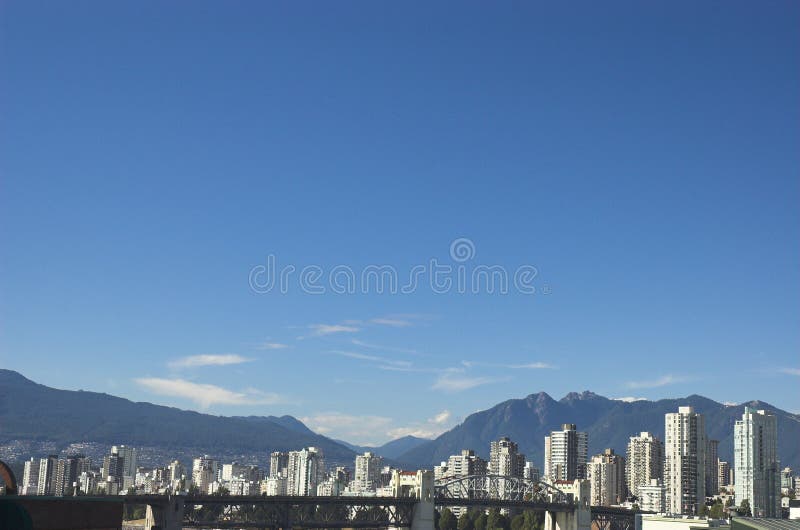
1;1;798;445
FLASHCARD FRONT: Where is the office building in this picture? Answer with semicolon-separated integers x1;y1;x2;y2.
354;452;383;492
287;447;324;496
706;439;719;496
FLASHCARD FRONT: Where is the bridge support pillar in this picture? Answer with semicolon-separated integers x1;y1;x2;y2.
411;471;435;530
144;496;184;530
545;506;590;530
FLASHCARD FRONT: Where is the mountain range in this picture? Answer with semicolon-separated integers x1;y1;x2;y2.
1;369;798;472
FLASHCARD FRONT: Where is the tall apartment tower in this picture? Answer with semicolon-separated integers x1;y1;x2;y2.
734;407;780;518
354;452;383;492
718;461;731;488
544;424;589;482
490;437;525;477
664;406;707;515
447;450;488;477
112;445;137;479
706;439;719;495
36;455;58;495
588;448;627;506
626;432;664;497
21;458;40;495
287;447;324;496
270;451;289;478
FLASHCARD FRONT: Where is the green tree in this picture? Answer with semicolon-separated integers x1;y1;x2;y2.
709;502;724;519
439;509;458;530
511;514;525;530
631;504;640;513
739;499;752;517
698;504;708;517
458;512;474;530
487;508;509;530
474;513;488;530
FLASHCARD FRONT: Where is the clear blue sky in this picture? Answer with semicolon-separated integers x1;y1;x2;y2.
1;1;798;445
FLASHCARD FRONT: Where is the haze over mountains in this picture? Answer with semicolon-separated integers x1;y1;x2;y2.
1;369;798;471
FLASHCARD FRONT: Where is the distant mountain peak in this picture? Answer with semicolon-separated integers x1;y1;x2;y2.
560;390;603;402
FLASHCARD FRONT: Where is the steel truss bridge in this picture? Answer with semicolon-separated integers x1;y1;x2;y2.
127;494;419;529
434;475;573;508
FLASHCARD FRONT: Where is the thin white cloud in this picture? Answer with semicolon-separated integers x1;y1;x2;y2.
309;324;360;336
626;374;691;389
330;350;412;368
168;354;252;369
300;413;392;445
134;377;284;409
371;317;412;327
612;396;649;403
462;360;555;370
780;368;800;376
257;342;289;350
432;373;509;392
430;410;451;425
351;339;419;355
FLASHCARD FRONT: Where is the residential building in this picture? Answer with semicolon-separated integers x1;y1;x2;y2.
544;424;588;482
354;452;383;492
491;437;525;477
626;432;664;497
588;448;627;506
192;455;220;494
21;458;40;495
706;439;719;496
734;407;780;518
524;461;541;482
287;447;324;496
638;479;667;513
718;461;731;489
270;451;289;478
664;406;707;515
112;445;137;480
36;455;58;495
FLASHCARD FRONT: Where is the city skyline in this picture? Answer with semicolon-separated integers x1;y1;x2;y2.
2;1;800;447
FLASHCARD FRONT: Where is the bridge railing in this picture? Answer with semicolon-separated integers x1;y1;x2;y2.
434;475;573;506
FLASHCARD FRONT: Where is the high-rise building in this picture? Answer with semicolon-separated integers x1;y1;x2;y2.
36;455;58;495
287;447;324;496
168;460;185;487
718;461;731;488
544;424;588;482
490;437;525;477
102;454;124;483
192;456;220;494
270;451;289;478
112;446;137;479
626;432;664;498
734;407;780;518
53;456;81;496
588;448;627;506
706;439;719;496
447;449;488;478
21;458;40;495
354;452;384;492
524;462;541;482
664;406;707;515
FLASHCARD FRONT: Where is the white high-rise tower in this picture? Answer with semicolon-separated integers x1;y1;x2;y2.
664;406;706;515
734;407;780;518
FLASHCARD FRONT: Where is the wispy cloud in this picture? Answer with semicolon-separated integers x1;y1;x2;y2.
626;374;690;389
257;342;289;350
330;350;412;368
779;368;800;376
387;409;455;439
168;354;252;369
309;324;360;336
370;317;412;327
351;339;419;355
612;396;649;403
300;413;392;445
462;360;555;370
430;409;451;425
432;373;509;392
134;377;284;409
